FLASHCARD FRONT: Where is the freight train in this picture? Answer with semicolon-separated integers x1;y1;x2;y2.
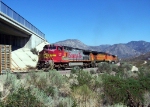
36;44;118;70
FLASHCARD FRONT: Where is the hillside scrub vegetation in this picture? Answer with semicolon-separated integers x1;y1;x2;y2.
0;62;150;106
30;48;39;55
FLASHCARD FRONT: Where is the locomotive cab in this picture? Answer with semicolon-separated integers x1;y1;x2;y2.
42;44;64;62
37;44;58;70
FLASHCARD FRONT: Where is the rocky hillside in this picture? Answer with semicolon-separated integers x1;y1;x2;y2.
126;52;150;61
126;41;150;53
55;39;89;50
55;39;150;59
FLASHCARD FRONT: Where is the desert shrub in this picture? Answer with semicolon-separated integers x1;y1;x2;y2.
30;48;38;55
26;70;67;89
45;86;55;97
90;69;96;74
97;62;112;73
31;86;73;107
29;86;55;106
57;97;73;107
4;72;17;87
71;66;80;74
117;62;132;72
75;70;92;87
117;70;139;79
71;84;97;107
138;66;150;77
138;73;150;91
108;103;126;107
48;70;67;88
143;92;150;107
2;72;22;94
69;77;79;87
24;70;70;105
0;101;4;107
111;64;119;72
59;83;71;97
71;100;78;107
4;87;43;107
93;75;103;90
115;63;138;79
15;72;22;79
0;73;24;105
71;68;77;74
102;74;146;106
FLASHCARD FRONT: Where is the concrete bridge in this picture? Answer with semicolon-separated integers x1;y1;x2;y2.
0;1;46;50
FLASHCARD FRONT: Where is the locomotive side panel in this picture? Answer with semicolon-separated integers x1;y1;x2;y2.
67;50;84;61
105;54;114;62
96;53;106;61
89;53;94;61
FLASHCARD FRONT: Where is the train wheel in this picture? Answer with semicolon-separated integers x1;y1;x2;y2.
61;67;65;70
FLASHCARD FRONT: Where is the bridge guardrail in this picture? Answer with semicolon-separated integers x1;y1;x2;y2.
0;1;45;39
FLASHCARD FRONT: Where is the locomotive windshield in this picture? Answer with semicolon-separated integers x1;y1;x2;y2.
43;45;56;50
43;45;49;49
49;45;56;50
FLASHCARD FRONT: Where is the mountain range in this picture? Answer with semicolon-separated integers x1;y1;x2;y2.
54;39;150;59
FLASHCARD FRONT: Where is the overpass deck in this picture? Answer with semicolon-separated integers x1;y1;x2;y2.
0;1;45;39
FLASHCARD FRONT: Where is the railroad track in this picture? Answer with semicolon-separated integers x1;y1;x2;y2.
4;67;98;76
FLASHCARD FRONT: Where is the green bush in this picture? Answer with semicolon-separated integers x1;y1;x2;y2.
45;86;55;97
71;66;81;74
92;75;103;90
138;66;150;77
139;73;150;91
111;64;119;72
90;69;96;74
49;70;67;88
115;63;138;79
71;84;96;106
117;62;132;72
4;87;43;107
101;74;148;106
26;70;67;89
97;62;112;74
76;70;92;87
71;68;77;74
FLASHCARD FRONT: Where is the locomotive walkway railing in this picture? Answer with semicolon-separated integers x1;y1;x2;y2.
0;1;45;39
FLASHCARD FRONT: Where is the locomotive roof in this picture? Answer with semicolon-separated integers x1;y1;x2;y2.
91;51;106;54
63;45;83;50
48;44;117;57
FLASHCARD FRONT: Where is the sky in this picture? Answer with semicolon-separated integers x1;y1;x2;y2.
2;0;150;46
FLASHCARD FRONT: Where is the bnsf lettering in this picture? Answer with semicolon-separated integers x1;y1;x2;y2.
68;52;82;59
43;53;56;58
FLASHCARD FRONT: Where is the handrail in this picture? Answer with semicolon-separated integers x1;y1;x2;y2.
0;1;45;39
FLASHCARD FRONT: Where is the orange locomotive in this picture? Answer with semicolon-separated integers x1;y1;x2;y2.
36;44;118;70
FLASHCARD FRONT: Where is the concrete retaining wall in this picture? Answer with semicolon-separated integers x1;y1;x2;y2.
24;34;46;49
